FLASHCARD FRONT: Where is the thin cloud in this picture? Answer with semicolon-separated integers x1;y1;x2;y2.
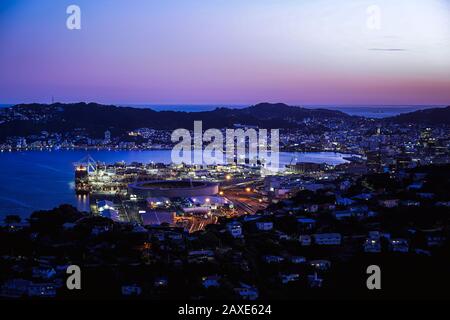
368;48;407;52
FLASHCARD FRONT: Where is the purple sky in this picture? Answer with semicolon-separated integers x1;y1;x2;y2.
0;0;449;105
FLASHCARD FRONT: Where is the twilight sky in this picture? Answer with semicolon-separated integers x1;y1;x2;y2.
0;0;449;105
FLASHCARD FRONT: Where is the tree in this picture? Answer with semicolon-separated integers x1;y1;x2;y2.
4;215;21;225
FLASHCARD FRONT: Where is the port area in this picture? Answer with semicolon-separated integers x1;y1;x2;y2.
74;157;271;233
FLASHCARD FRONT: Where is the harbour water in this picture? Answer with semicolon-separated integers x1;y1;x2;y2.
0;150;354;219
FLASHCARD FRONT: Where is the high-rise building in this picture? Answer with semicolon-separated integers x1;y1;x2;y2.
104;130;111;144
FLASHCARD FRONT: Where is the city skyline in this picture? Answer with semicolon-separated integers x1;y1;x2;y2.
1;1;449;304
1;0;450;105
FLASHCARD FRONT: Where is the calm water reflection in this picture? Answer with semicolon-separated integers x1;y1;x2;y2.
0;150;354;218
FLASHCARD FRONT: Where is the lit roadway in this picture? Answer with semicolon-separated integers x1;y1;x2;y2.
188;215;218;233
221;179;268;215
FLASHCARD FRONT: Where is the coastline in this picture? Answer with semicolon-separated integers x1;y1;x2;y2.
0;149;358;219
0;146;363;156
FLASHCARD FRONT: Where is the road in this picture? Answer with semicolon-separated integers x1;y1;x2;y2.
222;182;268;215
187;215;218;233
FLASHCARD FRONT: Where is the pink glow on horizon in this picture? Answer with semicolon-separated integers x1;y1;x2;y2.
0;0;449;105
